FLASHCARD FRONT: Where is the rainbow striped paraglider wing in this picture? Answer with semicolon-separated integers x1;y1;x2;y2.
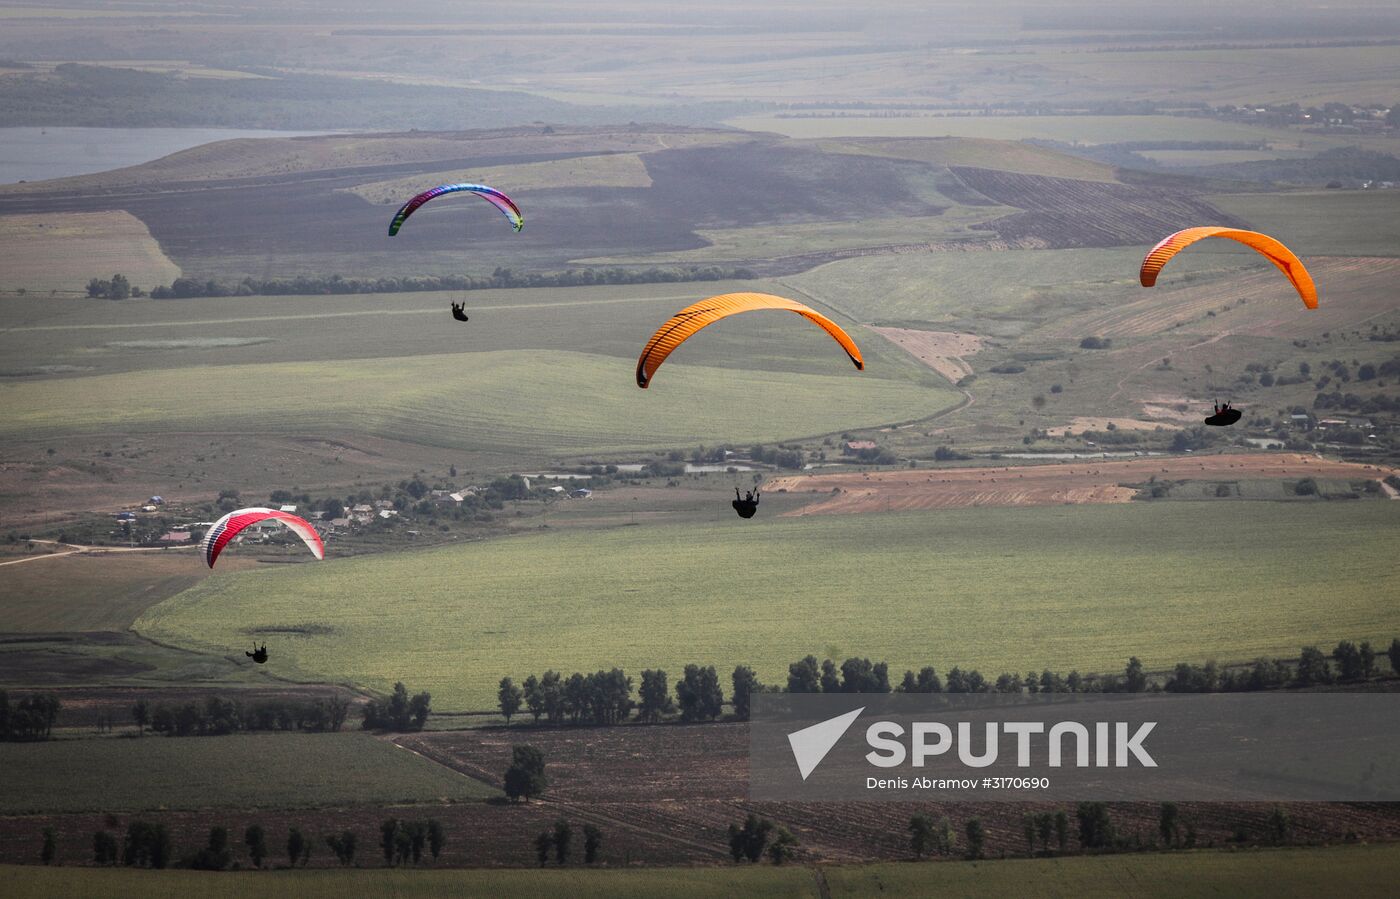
387;183;523;235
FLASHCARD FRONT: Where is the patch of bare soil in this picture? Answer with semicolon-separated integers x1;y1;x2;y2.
1045;416;1176;437
767;453;1395;515
868;327;982;384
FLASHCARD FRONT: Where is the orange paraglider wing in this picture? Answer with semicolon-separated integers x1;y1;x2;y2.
1140;227;1317;309
635;292;864;388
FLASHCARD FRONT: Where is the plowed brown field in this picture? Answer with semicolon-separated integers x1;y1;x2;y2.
767;453;1394;515
389;722;1400;866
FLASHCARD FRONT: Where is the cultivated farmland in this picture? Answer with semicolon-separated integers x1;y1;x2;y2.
5;845;1400;898
399;723;1400;866
766;452;1395;514
0;211;179;296
136;502;1400;710
0;732;495;814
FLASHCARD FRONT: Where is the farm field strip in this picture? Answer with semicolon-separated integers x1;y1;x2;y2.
1042;257;1400;341
0;291;709;333
0;732;497;814
0;350;956;455
0;211;180;295
0;864;821;898
727;113;1400;151
767;453;1395;515
135;502;1400;710
0;551;212;631
780;247;1259;333
1211;192;1400;258
401;724;1400;867
5;845;1400;897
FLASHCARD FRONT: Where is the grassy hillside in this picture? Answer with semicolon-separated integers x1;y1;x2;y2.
137;502;1400;710
781;247;1260;335
1209;191;1400;258
0;733;496;814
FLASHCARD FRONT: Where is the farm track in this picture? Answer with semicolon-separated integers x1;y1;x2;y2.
767;452;1395;515
0;538;196;567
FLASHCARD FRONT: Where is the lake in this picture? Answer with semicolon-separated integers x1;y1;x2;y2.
0;127;337;184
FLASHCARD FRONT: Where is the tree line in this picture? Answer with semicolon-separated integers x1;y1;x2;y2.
361;682;432;732
80;817;442;869
497;664;753;727
496;639;1400;723
0;691;60;741
130;695;350;737
532;818;603;867
140;265;755;300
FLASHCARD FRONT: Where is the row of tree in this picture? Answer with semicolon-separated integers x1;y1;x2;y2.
532;818;603;866
497;640;1400;724
86;819;441;868
86;274;141;299
498;664;747;727
132;696;350;737
0;691;60;741
910;801;1295;863
361;682;432;732
143;265;756;300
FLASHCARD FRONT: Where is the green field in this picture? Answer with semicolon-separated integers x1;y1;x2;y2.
781;247;1261;335
0;733;495;814
0;280;953;465
136;502;1400;710
7;844;1400;898
0;553;207;632
0;283;929;382
1210;191;1400;258
0;349;950;455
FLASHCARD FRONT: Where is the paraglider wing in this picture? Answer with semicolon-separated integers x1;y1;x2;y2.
1140;227;1317;309
387;183;523;236
201;507;325;568
636;292;864;388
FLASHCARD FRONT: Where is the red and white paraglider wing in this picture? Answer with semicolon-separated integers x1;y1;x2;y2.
201;507;325;568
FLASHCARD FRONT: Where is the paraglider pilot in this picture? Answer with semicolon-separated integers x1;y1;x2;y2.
246;643;268;664
450;302;469;322
1205;400;1241;427
732;487;761;519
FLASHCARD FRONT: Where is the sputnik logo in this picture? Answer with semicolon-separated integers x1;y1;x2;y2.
787;707;863;780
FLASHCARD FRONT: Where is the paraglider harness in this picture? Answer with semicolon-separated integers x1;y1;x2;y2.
246;643;268;664
450;302;469;322
1205;399;1241;427
732;487;760;519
